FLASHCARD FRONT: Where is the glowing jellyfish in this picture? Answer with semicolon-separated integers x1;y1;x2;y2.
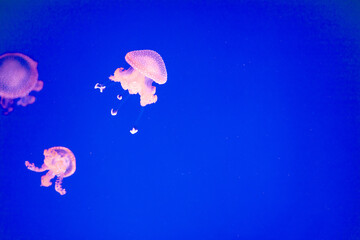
25;146;76;195
109;50;167;107
130;127;138;134
0;53;43;114
111;108;118;116
94;83;105;93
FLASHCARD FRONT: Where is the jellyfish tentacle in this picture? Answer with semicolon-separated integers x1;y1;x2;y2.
41;170;55;187
55;175;66;195
25;161;48;172
133;106;145;127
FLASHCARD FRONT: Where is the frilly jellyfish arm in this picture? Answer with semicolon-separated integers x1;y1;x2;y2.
139;78;157;106
33;80;44;92
0;98;14;113
40;170;55;187
109;68;132;91
17;79;43;106
41;170;55;187
25;161;48;172
17;95;35;107
109;68;125;82
55;175;66;195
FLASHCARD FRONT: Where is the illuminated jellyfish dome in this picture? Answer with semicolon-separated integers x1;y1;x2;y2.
0;53;43;113
109;50;167;107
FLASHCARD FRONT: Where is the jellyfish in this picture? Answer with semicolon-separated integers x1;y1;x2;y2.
0;53;43;114
94;50;167;133
110;108;118;116
108;50;167;107
130;127;138;134
94;83;105;93
25;147;76;195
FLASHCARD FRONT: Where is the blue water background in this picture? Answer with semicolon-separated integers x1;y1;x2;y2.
0;0;360;239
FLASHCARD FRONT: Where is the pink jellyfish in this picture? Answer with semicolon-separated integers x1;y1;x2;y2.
25;147;76;195
0;53;43;114
109;50;167;107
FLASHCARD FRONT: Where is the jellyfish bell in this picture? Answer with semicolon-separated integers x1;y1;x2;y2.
109;50;167;107
43;147;76;177
0;53;43;114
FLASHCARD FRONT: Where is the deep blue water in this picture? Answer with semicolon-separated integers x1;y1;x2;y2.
0;0;360;239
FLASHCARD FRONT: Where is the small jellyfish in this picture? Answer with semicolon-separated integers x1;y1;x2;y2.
130;127;138;134
25;147;76;195
111;108;118;116
109;50;167;107
94;83;106;93
0;53;43;114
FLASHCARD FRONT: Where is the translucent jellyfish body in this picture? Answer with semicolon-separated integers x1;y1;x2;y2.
25;147;76;195
0;53;43;114
109;50;167;107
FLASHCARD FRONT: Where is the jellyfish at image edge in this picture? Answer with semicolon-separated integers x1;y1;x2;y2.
25;147;76;195
0;53;43;114
109;50;167;107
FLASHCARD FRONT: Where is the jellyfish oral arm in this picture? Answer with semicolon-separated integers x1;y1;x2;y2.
33;80;44;92
40;170;55;187
55;175;66;195
0;98;14;113
109;67;136;91
17;95;36;107
109;68;125;82
139;78;157;106
109;67;158;106
25;161;49;172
